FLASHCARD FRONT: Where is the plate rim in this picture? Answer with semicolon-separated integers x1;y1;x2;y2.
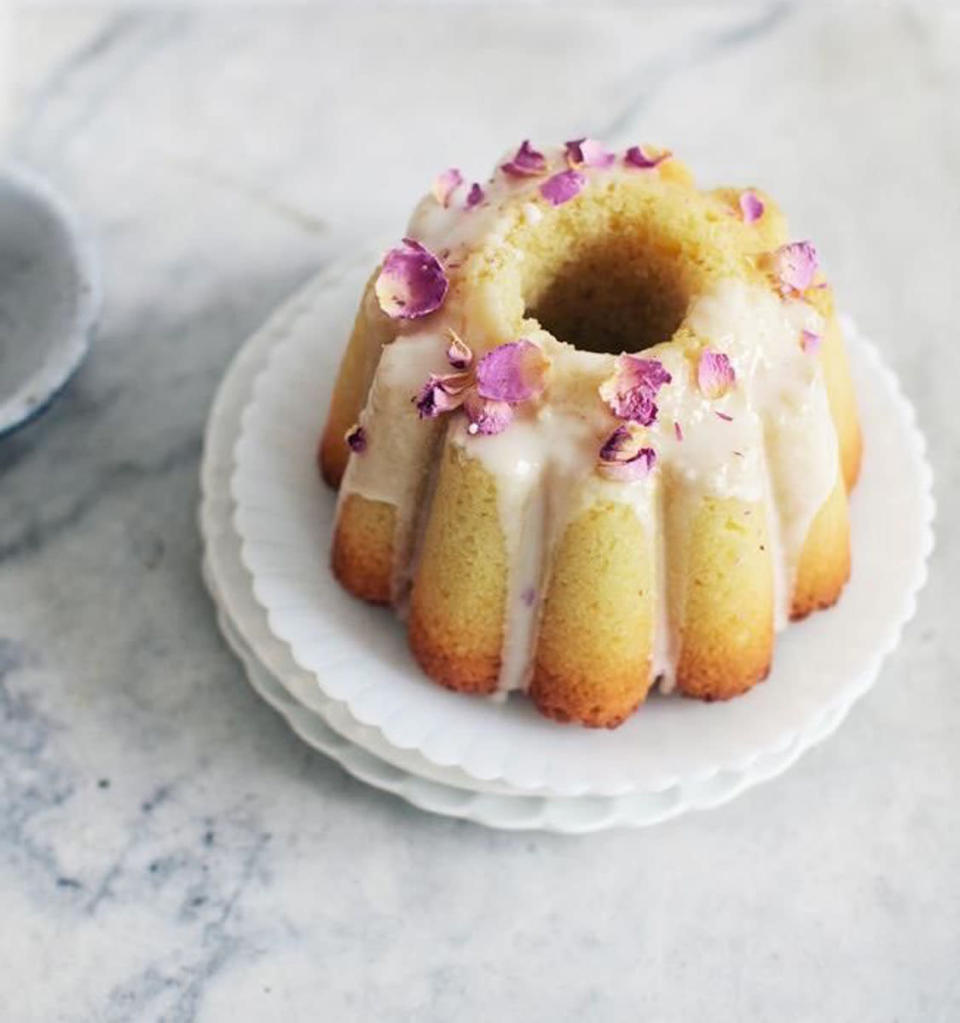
203;558;855;833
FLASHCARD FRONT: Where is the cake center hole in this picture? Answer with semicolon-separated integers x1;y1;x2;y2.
524;237;690;354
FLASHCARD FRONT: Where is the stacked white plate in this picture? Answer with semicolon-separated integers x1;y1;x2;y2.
199;255;934;833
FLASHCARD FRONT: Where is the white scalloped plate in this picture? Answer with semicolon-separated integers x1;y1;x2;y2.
207;574;852;831
230;259;934;798
199;279;862;830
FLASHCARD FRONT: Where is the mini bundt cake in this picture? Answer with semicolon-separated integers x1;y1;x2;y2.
319;140;861;728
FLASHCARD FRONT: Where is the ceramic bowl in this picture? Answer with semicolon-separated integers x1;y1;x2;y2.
0;164;100;437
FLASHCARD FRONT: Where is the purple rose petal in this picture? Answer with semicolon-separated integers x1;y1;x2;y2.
599;355;672;425
500;140;547;178
465;182;485;209
597;425;657;482
739;190;764;223
445;329;473;370
624;145;670;169
697;349;736;399
801;329;822;354
771;240;819;296
432;168;463;208
539;169;585;207
464;392;514;436
413;372;470;419
598;424;638;461
475;340;548;403
345;424;367;454
375;238;449;319
564;137;616;169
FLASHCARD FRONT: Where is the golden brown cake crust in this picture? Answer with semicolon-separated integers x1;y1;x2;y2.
532;499;655;727
331;494;395;604
672;496;774;701
408;444;506;695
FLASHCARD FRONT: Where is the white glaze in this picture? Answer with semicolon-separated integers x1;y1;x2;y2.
338;329;449;600
338;148;839;692
458;404;609;691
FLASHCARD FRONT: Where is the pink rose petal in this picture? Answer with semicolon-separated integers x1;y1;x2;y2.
375;238;449;319
465;182;485;209
597;425;657;482
624;145;671;169
432;168;463;208
771;240;819;296
500;140;546;178
697;349;736;399
345;424;367;453
539;169;585;207
564;137;616;169
739;190;764;223
598;424;639;461
464;391;514;436
801;329;822;354
475;340;548;403
445;329;473;370
599;355;672;425
413;372;470;419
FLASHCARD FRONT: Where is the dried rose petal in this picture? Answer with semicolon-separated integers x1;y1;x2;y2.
801;329;822;354
464;391;514;436
564;137;615;169
413;372;470;419
674;420;684;442
770;241;819;296
739;190;764;223
602;447;657;482
465;182;485;209
599;355;672;425
599;424;639;461
475;340;548;403
697;349;736;399
445;329;473;370
597;425;657;482
432;168;463;208
539;169;585;207
624;145;670;169
375;238;449;319
345;424;367;453
500;140;547;177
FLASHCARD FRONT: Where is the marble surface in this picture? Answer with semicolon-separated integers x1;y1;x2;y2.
1;3;958;1020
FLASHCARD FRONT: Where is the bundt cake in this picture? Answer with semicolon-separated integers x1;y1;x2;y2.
319;139;861;728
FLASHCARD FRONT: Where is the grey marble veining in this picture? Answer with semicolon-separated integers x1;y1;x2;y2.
1;3;958;1021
